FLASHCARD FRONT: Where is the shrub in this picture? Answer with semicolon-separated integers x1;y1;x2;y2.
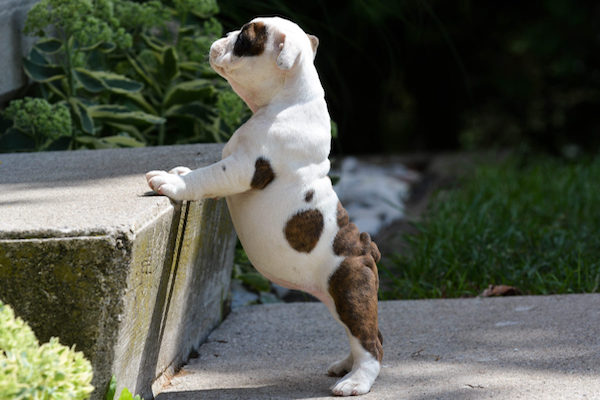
0;300;94;399
0;0;249;152
104;376;142;400
2;97;72;151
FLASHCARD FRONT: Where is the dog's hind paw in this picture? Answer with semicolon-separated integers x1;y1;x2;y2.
331;374;372;396
327;354;353;377
330;358;380;396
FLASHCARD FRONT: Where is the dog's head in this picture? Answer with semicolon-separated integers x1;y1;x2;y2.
209;17;320;111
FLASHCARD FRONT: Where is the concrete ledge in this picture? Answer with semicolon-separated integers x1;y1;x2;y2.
0;144;237;399
157;294;600;399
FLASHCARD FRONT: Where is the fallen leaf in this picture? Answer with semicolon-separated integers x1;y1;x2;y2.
481;284;521;297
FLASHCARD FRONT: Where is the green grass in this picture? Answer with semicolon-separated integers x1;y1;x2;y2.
380;155;600;299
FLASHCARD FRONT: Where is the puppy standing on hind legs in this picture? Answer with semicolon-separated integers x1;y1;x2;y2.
146;16;383;396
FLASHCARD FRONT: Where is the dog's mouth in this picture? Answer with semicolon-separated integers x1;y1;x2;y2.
209;50;226;76
211;63;227;77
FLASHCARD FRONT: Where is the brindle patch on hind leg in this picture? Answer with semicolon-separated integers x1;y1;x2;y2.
329;257;383;363
326;202;383;396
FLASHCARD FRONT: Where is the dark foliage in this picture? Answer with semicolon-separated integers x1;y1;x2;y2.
218;0;600;155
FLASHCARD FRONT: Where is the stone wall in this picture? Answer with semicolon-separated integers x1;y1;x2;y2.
0;0;38;103
0;144;237;399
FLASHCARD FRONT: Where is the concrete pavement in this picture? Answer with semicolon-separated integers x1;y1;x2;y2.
157;294;600;399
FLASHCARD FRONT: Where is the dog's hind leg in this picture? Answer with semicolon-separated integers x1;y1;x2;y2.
327;347;353;377
327;256;382;396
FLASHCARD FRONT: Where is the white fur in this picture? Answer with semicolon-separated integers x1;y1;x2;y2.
146;17;380;396
331;335;381;396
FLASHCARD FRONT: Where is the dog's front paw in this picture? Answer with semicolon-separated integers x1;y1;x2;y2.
168;166;192;176
146;170;188;200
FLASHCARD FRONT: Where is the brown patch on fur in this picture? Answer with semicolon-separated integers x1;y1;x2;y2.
333;208;381;262
336;201;349;228
304;189;315;202
284;209;324;253
329;256;383;362
250;157;275;189
329;202;383;361
233;22;268;57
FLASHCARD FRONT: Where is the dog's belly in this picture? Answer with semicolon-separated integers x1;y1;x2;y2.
226;177;342;299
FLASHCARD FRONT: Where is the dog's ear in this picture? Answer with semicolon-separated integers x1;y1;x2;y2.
307;34;319;59
275;32;301;70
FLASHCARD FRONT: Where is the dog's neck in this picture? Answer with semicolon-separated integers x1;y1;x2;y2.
231;63;324;114
275;65;325;109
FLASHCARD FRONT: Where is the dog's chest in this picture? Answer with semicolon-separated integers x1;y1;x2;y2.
222;111;340;289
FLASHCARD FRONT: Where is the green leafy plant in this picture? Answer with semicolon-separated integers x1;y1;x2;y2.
1;97;72;151
105;376;143;400
1;0;248;152
0;300;94;400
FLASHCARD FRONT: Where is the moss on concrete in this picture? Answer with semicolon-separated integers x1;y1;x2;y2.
0;234;130;397
0;144;237;400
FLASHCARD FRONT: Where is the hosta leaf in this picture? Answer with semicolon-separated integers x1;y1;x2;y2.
89;105;165;126
141;33;166;53
73;69;143;93
102;135;145;148
179;61;203;72
0;128;35;152
45;136;71;151
99;42;116;53
80;41;106;51
77;135;146;149
102;76;144;93
34;38;63;54
69;98;95;134
126;54;161;94
113;92;158;115
97;71;143;93
23;58;65;83
178;26;196;36
29;47;48;65
104;122;144;141
161;46;179;82
163;80;215;109
165;102;216;120
73;69;105;93
76;136;114;149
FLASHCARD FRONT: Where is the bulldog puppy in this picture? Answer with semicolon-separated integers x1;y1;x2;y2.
146;17;382;396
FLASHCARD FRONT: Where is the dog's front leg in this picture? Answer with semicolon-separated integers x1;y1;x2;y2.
146;154;257;201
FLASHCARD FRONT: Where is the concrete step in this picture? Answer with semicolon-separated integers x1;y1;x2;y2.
0;144;237;400
157;294;600;400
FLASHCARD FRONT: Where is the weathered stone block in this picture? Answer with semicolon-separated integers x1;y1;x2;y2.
0;144;237;399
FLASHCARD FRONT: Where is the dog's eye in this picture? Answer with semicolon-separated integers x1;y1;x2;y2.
232;22;267;57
